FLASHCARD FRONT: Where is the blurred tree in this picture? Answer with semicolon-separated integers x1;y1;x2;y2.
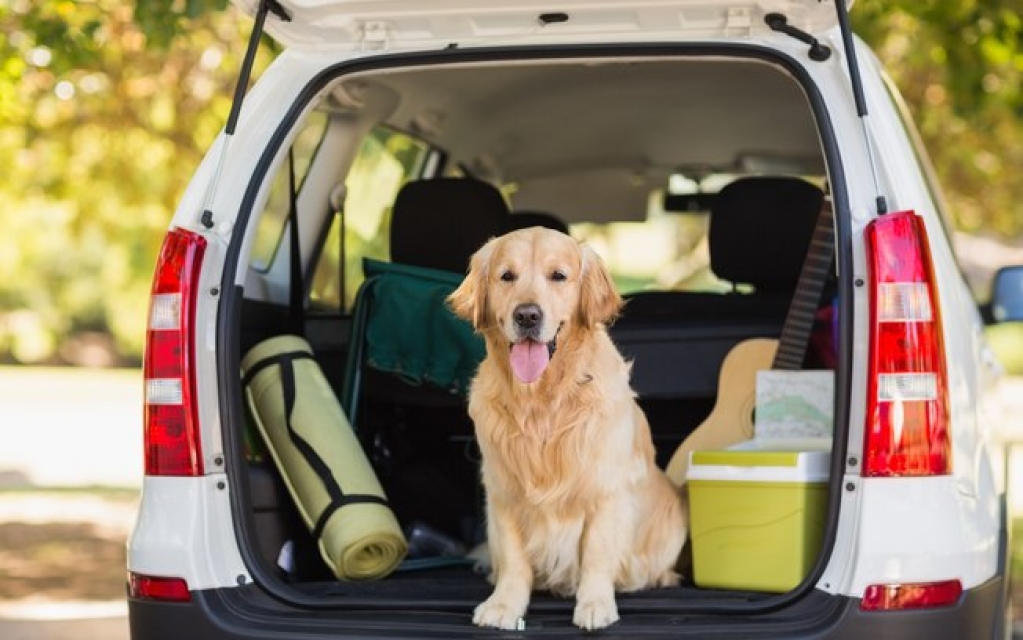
852;0;1023;237
0;0;1019;364
0;0;268;364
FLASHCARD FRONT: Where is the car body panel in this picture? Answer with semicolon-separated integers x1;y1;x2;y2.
849;477;999;594
232;0;853;51
128;476;248;590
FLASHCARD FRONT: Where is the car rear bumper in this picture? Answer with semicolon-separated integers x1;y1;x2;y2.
128;574;1008;640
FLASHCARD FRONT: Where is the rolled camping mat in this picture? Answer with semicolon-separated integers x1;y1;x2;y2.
242;335;407;580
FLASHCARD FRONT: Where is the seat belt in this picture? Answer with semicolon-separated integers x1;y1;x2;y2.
288;149;304;337
772;190;835;370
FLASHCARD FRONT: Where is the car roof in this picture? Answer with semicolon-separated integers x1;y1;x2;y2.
331;57;824;222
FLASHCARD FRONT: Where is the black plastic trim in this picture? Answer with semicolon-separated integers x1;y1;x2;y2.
128;577;1007;639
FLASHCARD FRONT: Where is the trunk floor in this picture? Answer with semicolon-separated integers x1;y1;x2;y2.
289;565;768;609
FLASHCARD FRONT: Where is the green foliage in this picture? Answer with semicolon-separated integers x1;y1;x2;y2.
0;1;1021;364
0;0;269;363
133;0;231;50
852;1;1023;237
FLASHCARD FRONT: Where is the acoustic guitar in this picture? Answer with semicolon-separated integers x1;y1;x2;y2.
664;192;834;488
664;338;777;487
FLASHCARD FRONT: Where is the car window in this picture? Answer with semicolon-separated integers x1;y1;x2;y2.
249;111;329;272
571;211;726;294
309;127;432;311
565;174;823;295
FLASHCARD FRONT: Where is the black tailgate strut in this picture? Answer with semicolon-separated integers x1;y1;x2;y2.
833;0;887;215
201;0;292;229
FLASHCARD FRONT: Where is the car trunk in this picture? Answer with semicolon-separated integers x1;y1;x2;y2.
218;31;852;635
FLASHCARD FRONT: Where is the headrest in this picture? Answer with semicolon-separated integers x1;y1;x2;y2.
506;211;570;234
390;178;510;274
709;177;824;293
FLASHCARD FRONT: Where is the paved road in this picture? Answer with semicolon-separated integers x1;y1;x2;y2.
0;367;142;488
0;494;135;639
0;616;128;640
0;599;127;640
0;366;139;640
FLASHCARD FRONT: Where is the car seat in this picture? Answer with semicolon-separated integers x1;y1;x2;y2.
611;177;827;470
340;178;510;543
506;210;570;234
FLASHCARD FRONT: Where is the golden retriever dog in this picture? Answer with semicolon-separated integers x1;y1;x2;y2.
447;227;686;630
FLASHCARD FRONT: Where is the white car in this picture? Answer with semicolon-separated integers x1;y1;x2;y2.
127;1;1023;638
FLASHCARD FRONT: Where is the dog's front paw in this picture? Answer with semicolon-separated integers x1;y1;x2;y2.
474;596;526;630
573;598;619;630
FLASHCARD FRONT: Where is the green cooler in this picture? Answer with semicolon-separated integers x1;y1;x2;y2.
687;448;830;593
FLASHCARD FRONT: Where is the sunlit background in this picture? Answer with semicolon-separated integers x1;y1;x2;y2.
0;0;1022;635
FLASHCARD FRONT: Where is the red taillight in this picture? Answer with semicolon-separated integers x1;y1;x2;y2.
863;211;950;477
861;579;962;611
128;572;192;602
143;228;207;476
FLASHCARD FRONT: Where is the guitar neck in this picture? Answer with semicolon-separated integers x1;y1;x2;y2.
772;195;835;371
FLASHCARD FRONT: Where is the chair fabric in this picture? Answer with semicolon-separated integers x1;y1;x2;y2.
361;258;485;396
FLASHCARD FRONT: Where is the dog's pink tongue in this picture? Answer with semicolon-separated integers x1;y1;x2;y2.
510;340;550;383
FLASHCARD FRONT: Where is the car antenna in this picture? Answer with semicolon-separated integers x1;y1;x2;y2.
200;0;292;229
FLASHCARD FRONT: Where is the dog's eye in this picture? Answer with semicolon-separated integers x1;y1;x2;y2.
500;270;517;282
550;270;567;282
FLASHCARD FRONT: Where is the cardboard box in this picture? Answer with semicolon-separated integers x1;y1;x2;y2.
687;449;829;593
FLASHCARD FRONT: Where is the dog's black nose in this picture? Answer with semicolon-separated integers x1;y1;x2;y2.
513;303;543;330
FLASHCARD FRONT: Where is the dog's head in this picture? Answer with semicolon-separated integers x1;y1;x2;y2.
448;226;622;384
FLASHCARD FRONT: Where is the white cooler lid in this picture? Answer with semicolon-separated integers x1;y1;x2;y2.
687;445;831;483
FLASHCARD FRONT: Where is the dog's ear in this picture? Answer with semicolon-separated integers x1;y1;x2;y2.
578;244;622;327
447;237;496;330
